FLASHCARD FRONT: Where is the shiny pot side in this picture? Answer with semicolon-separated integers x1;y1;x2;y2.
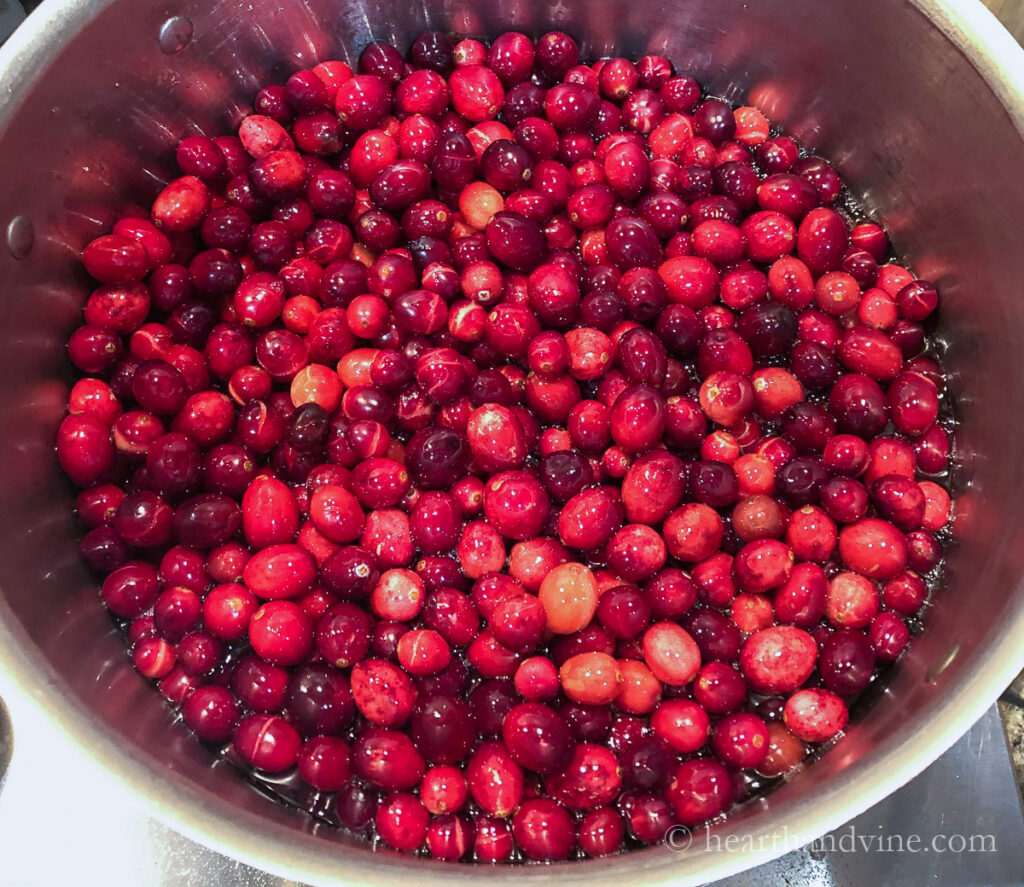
0;0;1023;884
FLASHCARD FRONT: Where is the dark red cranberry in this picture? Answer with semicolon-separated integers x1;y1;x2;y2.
80;527;128;573
409;30;454;72
737;302;797;358
829;373;889;437
183;686;238;743
410;694;476;764
819;630;876;696
468;679;518;737
683;607;742;662
285;664;355;735
690;460;739;508
620;735;673;790
502;702;575;774
775;457;829;507
606;217;663;270
173;493;242;549
405;426;469;489
336;782;380;833
231;655;289;712
791;341;839;390
693;98;736;144
485;211;547;272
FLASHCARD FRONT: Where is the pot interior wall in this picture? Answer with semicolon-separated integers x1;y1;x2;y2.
0;0;1022;883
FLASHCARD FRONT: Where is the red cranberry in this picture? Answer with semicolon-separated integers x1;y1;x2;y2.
502;702;575;773
234;714;301;772
352;726;425;791
869;611;911;661
512;798;575;861
667;758;733;825
467;740;524;818
839;518;908;579
579;807;625;857
712;712;769;768
740;625;816;693
296;735;351;792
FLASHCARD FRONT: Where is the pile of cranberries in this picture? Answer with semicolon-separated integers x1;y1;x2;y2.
55;28;953;862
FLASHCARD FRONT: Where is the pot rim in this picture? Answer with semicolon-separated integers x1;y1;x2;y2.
1;1;1024;884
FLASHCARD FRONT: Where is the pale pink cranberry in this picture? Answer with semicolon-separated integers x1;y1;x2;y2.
740;625;817;693
783;688;849;742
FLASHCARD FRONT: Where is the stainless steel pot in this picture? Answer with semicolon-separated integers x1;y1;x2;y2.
1;0;1023;883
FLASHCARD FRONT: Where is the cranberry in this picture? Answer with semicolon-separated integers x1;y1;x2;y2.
870;611;911;661
712;712;769;768
448;65;503;122
112;491;174;548
508;799;573;861
559;651;621;705
405;427;467;491
642;622;700;685
419;764;468;816
784;688;849;742
690;461;740;508
376;793;429;852
152;176;210;231
248;600;312;666
740;626;817;693
183;686;239;743
229;655;287;713
410;693;475;763
296;735;351;792
501;702;574;773
481;211;545;273
347;729;424;795
820;630;876;696
667;758;733;825
557;486;623;550
757;723;806;776
467;741;524;818
80;527;128;572
234;714;301;772
481;471;546;539
839;518;908;579
645;700;706;755
57;414;115;486
579;807;625;857
621;792;676;844
336;782;380;833
285;664;354;735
